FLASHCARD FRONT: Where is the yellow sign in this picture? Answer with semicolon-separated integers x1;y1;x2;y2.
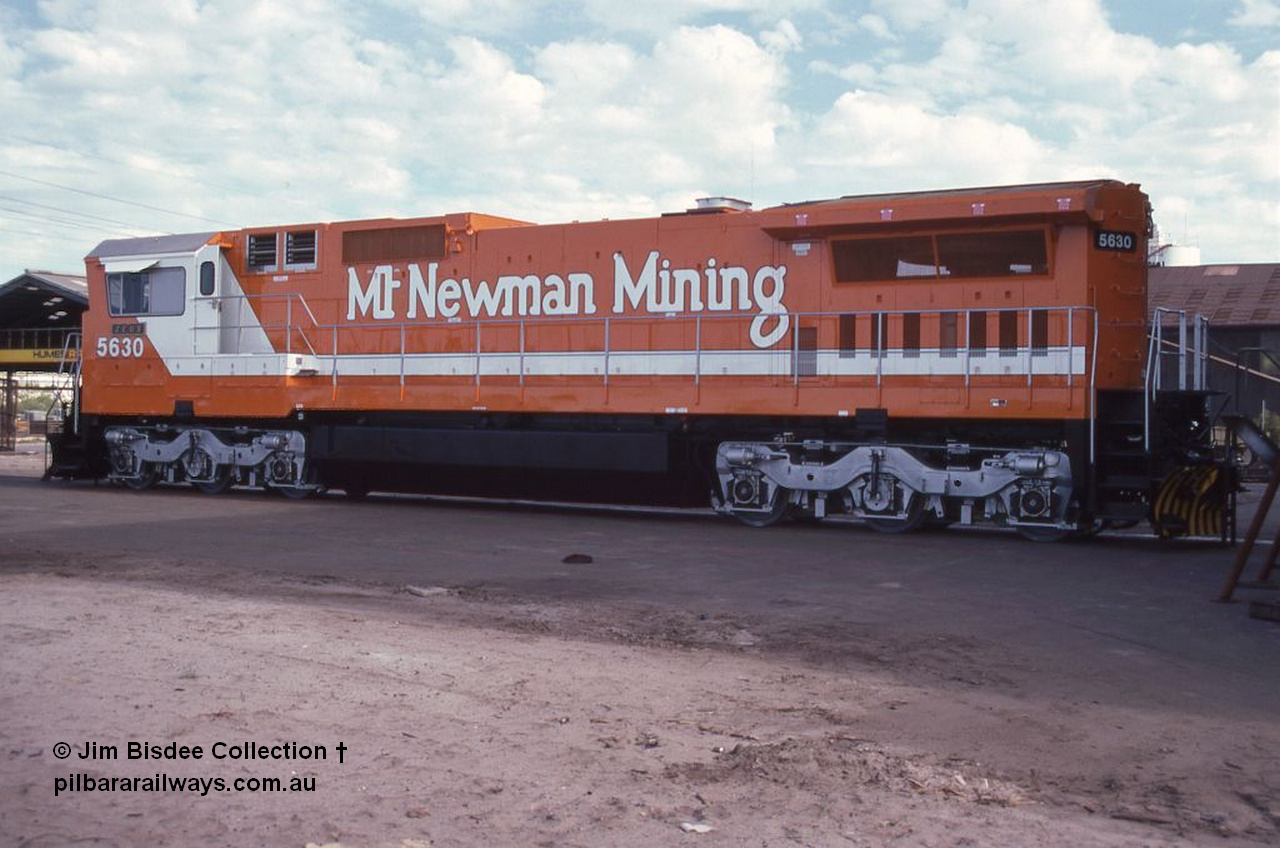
0;348;80;365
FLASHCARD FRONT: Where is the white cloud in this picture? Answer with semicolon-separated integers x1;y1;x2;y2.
580;0;822;33
809;91;1062;184
0;21;24;81
3;0;433;234
761;19;803;53
800;0;1280;261
351;22;790;220
869;0;959;32
385;0;534;34
10;2;792;228
433;37;546;139
810;58;877;86
534;40;638;99
501;24;792;206
1230;0;1280;27
0;0;1275;273
856;14;895;41
649;26;789;158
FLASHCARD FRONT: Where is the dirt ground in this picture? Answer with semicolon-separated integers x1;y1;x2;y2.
1;443;1278;847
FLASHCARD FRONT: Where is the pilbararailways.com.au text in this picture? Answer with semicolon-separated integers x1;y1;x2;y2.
56;772;319;797
49;740;347;797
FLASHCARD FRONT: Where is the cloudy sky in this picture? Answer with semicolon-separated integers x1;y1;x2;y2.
0;0;1276;279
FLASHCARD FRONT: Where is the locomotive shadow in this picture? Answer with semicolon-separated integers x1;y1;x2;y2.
47;472;1244;553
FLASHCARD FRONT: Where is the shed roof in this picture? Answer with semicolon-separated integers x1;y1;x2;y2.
0;270;89;330
1149;263;1280;327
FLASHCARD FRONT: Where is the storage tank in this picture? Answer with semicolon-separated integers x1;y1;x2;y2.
1149;242;1202;267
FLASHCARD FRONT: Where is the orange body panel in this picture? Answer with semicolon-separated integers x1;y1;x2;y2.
82;180;1149;425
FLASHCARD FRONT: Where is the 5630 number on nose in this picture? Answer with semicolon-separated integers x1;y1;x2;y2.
96;336;145;358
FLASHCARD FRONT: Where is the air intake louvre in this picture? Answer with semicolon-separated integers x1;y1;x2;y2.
246;233;277;270
285;230;317;266
342;225;446;263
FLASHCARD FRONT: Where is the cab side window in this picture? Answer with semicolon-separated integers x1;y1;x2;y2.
199;261;215;296
107;267;186;316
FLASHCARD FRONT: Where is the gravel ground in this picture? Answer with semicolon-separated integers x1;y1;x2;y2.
1;443;1277;847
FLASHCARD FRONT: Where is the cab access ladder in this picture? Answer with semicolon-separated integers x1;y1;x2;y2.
42;332;90;479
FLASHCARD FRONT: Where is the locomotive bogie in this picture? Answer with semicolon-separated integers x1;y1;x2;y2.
715;438;1074;534
104;425;316;496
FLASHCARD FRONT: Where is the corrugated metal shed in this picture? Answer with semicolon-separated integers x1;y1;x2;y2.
1149;263;1280;326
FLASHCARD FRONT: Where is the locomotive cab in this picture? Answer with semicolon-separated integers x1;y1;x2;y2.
91;234;308;379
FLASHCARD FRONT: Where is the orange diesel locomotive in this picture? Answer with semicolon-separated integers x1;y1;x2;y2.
51;180;1226;539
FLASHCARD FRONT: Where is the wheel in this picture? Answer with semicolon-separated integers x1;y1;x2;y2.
855;472;925;534
1015;524;1072;542
863;496;925;534
1019;502;1093;542
122;464;158;491
192;469;234;495
270;482;316;500
262;452;317;499
730;485;790;528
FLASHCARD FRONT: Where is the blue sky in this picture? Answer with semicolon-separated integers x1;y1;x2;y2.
0;0;1276;278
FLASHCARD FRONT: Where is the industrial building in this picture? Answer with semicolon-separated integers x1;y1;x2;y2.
0;270;86;450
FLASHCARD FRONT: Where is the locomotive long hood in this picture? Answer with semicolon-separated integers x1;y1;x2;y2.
760;179;1131;239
